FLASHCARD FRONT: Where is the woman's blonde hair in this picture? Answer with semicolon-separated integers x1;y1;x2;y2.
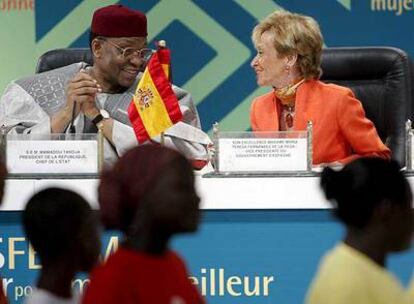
252;10;323;80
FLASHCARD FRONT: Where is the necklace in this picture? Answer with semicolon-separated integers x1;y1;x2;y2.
274;79;304;130
274;78;305;107
282;104;295;129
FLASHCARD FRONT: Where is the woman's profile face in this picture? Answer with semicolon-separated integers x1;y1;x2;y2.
251;31;289;88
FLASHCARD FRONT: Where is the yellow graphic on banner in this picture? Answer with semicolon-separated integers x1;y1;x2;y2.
133;72;173;138
0;0;33;11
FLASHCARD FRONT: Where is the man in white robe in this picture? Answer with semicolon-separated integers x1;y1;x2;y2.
0;4;210;167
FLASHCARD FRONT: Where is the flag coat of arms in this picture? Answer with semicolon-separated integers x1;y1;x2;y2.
128;46;183;143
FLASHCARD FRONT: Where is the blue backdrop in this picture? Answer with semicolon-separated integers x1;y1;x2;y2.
1;210;413;303
31;0;414;133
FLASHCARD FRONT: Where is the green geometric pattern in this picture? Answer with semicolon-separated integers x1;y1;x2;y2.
337;0;351;10
0;0;397;137
218;0;283;132
148;0;250;107
36;0;116;56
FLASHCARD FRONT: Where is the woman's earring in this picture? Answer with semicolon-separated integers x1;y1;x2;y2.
285;65;291;79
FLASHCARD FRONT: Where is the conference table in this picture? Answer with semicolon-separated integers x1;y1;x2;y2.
1;171;330;210
1;171;413;303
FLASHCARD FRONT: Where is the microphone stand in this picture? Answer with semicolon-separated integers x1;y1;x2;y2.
69;101;76;134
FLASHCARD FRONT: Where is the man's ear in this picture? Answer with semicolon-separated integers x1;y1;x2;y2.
91;38;103;59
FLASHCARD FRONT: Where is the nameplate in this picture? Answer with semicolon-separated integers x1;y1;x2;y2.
218;137;308;172
7;140;98;174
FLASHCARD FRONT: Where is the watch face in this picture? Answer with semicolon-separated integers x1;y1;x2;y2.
100;109;110;119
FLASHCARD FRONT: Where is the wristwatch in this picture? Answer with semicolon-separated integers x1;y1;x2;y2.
92;109;110;126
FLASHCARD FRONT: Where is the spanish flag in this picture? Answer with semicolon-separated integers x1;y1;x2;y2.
128;44;182;143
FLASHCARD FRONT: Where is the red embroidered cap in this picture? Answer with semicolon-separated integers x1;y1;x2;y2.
91;4;147;37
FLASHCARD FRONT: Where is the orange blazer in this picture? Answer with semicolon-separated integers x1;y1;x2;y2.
250;80;391;165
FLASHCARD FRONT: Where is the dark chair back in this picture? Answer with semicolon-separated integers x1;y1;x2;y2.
320;47;413;166
35;48;93;74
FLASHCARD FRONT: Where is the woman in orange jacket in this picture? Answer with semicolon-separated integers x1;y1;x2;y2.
250;10;390;165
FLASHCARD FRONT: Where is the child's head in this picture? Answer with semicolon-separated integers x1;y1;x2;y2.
99;145;200;236
321;158;413;252
23;188;101;271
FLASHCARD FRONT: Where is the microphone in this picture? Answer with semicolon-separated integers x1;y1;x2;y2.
69;101;76;134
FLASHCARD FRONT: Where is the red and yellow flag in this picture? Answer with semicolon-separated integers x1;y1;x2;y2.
128;46;182;143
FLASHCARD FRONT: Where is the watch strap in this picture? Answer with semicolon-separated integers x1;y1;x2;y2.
92;114;104;125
